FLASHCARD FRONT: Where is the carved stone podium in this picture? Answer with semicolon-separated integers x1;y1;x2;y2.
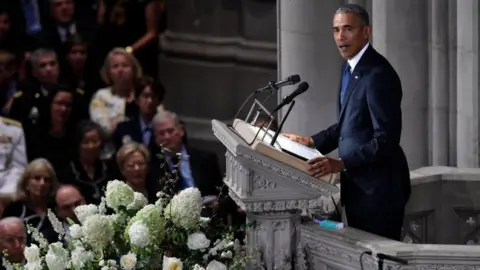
212;119;338;269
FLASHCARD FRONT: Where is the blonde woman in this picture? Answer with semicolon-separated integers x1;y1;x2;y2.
89;47;143;135
116;142;159;203
2;158;59;243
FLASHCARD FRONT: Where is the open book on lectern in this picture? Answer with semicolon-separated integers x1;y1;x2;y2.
232;119;336;184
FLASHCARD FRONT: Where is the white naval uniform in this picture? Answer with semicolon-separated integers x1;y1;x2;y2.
0;116;27;195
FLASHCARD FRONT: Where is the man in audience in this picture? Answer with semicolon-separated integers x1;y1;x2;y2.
0;116;27;195
55;185;86;226
0;217;26;269
9;48;86;124
9;48;60;124
113;76;165;150
35;0;95;57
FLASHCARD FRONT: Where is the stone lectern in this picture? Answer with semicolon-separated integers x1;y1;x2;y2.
212;119;338;269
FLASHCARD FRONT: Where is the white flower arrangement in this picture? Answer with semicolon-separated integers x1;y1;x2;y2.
7;154;249;270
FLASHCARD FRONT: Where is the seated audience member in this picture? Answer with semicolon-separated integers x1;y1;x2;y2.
0;116;27;195
0;217;27;268
62;34;95;100
90;47;142;136
0;51;20;116
117;142;159;203
150;110;244;221
55;185;86;226
9;48;87;124
113;76;165;150
34;0;95;55
150;110;223;196
3;158;58;243
25;84;78;172
59;121;113;205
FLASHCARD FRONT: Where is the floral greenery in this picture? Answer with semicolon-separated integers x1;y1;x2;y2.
4;150;250;270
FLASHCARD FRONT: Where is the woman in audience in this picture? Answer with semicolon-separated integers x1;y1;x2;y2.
90;47;142;135
95;0;166;78
61;34;95;100
58;121;114;205
116;142;159;203
2;158;58;243
25;84;78;173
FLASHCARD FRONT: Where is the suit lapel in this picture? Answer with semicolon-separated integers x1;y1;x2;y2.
132;118;144;143
186;147;202;188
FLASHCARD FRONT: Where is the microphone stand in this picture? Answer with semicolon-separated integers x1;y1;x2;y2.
270;100;295;147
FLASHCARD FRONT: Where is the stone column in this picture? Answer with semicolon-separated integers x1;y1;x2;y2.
456;0;480;167
429;0;450;165
448;0;457;166
371;0;429;169
277;0;343;137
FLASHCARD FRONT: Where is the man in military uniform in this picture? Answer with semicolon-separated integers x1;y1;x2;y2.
8;48;87;125
0;116;27;195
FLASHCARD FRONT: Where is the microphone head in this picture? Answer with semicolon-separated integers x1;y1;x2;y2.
296;81;309;93
288;74;301;84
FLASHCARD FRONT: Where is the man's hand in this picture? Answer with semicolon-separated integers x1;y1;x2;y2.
283;133;314;147
307;156;344;178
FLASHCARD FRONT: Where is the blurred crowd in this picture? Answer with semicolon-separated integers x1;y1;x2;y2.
0;0;245;266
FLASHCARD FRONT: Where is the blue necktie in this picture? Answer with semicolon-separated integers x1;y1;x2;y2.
340;63;351;105
23;0;41;34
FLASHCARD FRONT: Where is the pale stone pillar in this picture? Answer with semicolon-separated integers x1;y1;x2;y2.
448;0;457;166
277;0;343;138
456;0;480;167
371;0;429;169
429;0;450;165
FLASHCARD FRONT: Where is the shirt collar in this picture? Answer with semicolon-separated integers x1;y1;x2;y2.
139;117;152;131
347;43;369;72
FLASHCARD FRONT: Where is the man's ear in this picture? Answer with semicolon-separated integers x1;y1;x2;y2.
363;25;372;39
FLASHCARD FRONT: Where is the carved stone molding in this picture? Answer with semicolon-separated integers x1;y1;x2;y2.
238;152;337;196
159;30;277;66
252;175;277;190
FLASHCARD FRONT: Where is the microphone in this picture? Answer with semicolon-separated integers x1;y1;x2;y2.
256;74;301;93
364;251;408;265
273;82;309;113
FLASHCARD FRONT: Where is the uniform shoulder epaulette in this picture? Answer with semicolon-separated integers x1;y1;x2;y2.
76;88;85;95
1;117;22;127
13;91;23;98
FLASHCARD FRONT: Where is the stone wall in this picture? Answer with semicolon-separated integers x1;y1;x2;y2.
160;0;278;169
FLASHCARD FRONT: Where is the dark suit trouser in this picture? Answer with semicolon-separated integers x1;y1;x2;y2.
345;207;405;241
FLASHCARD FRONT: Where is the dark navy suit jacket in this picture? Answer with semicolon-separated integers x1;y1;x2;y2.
312;45;411;215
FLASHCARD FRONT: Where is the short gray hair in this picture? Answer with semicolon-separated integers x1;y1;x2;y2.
29;48;57;65
152;110;181;126
335;4;370;26
0;217;23;228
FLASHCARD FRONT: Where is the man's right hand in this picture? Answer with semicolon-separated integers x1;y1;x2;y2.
283;133;314;147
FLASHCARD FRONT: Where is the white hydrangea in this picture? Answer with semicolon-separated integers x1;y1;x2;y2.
69;224;83;239
74;204;98;224
164;187;203;230
120;252;137;270
127;192;148;210
24;244;40;262
82;214;114;250
105;180;135;211
125;205;165;246
24;261;42;270
206;260;227;270
128;221;150;248
187;232;211;250
70;246;93;269
45;242;69;270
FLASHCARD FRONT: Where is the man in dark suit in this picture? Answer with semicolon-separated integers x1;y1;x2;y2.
33;0;96;57
0;217;27;268
113;76;166;151
285;4;410;241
